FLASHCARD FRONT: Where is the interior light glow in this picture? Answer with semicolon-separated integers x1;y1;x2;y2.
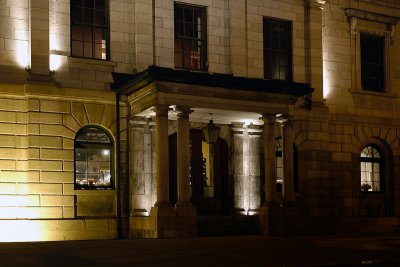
102;149;110;156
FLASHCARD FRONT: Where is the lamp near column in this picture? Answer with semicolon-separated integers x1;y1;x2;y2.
201;114;220;198
202;114;221;144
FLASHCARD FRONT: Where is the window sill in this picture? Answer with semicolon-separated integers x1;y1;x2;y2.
350;89;397;98
75;188;115;195
68;56;117;67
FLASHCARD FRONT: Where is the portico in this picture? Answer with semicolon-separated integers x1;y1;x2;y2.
113;66;313;238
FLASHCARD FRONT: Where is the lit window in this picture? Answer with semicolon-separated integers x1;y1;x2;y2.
174;3;207;71
74;126;113;189
361;34;385;92
360;145;382;192
71;0;109;60
263;17;292;81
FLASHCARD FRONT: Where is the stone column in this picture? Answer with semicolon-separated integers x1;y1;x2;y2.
153;105;170;207
262;115;277;205
176;107;192;206
29;0;50;76
175;107;196;236
281;118;295;205
130;117;155;216
232;123;245;213
248;124;263;213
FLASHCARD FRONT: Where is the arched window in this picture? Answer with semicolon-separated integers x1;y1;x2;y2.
360;145;383;192
74;126;113;189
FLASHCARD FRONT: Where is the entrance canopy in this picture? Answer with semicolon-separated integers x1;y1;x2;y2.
112;66;314;121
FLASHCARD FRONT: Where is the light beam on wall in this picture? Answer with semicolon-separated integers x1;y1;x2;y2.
15;40;29;68
0;220;47;242
323;63;330;99
50;54;62;72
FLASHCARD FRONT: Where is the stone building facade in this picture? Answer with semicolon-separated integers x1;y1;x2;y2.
0;0;399;241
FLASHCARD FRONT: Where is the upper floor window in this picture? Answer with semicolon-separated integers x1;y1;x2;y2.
174;3;207;71
263;17;292;81
71;0;109;60
75;126;113;189
360;145;382;192
361;33;385;92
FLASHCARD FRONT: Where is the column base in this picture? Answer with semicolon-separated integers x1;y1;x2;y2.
130;205;197;238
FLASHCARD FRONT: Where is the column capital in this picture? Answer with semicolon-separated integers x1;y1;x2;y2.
276;114;294;126
308;0;326;10
247;124;263;136
261;114;277;125
176;106;193;119
231;122;246;135
152;104;169;115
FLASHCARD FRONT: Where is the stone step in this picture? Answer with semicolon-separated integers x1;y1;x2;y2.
197;215;260;237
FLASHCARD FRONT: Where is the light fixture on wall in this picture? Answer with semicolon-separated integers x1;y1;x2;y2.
202;113;220;144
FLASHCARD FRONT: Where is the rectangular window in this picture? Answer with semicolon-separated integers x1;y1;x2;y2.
174;3;207;71
263;17;292;81
360;33;385;92
71;0;109;60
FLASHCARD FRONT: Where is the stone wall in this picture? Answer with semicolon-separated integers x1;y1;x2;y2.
0;0;29;83
0;82;128;240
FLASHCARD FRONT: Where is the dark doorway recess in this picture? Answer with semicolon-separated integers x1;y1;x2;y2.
169;129;230;215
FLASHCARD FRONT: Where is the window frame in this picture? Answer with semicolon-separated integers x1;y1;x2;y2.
70;0;110;61
360;144;384;193
360;33;385;92
74;125;114;190
174;2;208;71
263;17;293;81
346;9;395;96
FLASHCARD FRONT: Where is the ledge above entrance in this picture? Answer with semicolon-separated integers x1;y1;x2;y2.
112;66;314;115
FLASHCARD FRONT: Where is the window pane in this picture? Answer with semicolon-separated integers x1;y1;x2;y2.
71;25;84;41
70;0;108;60
84;8;94;24
84;0;94;8
75;127;113;189
95;10;106;25
96;0;106;10
71;0;83;7
174;4;206;71
71;7;83;23
361;34;384;92
71;41;83;57
360;145;382;192
264;18;291;80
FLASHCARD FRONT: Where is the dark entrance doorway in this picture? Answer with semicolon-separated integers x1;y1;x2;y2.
169;129;230;215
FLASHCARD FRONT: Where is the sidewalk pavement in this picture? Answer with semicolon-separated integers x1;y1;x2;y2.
1;234;400;267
